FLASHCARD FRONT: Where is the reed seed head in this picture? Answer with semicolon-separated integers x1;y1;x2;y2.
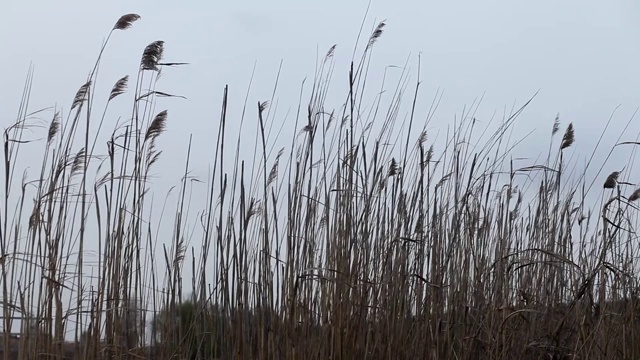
113;14;141;31
560;122;574;150
141;41;165;71
603;171;620;189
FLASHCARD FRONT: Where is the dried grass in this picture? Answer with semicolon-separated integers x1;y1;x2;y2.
0;12;639;360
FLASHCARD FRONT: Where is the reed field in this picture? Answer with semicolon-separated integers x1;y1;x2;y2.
2;12;640;360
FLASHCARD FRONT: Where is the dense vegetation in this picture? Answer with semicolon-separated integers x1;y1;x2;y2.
1;12;639;360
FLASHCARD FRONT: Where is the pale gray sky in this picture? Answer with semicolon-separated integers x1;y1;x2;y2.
3;0;640;178
1;0;640;335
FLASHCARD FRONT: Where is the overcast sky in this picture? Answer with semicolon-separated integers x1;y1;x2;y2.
3;0;640;173
2;0;640;181
1;0;640;333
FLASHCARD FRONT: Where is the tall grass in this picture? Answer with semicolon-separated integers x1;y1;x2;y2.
2;12;640;360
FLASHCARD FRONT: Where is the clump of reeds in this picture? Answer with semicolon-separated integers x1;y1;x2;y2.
1;12;640;360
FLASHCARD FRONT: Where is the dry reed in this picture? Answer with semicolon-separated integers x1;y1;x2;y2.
0;12;639;360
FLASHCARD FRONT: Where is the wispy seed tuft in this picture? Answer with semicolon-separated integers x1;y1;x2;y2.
113;14;141;31
418;131;427;144
325;44;337;60
141;41;165;71
267;162;279;187
603;171;620;189
366;21;386;51
47;112;60;144
71;81;91;110
108;75;129;101
145;110;168;142
552;113;560;136
71;148;86;176
560;123;574;150
388;158;399;177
